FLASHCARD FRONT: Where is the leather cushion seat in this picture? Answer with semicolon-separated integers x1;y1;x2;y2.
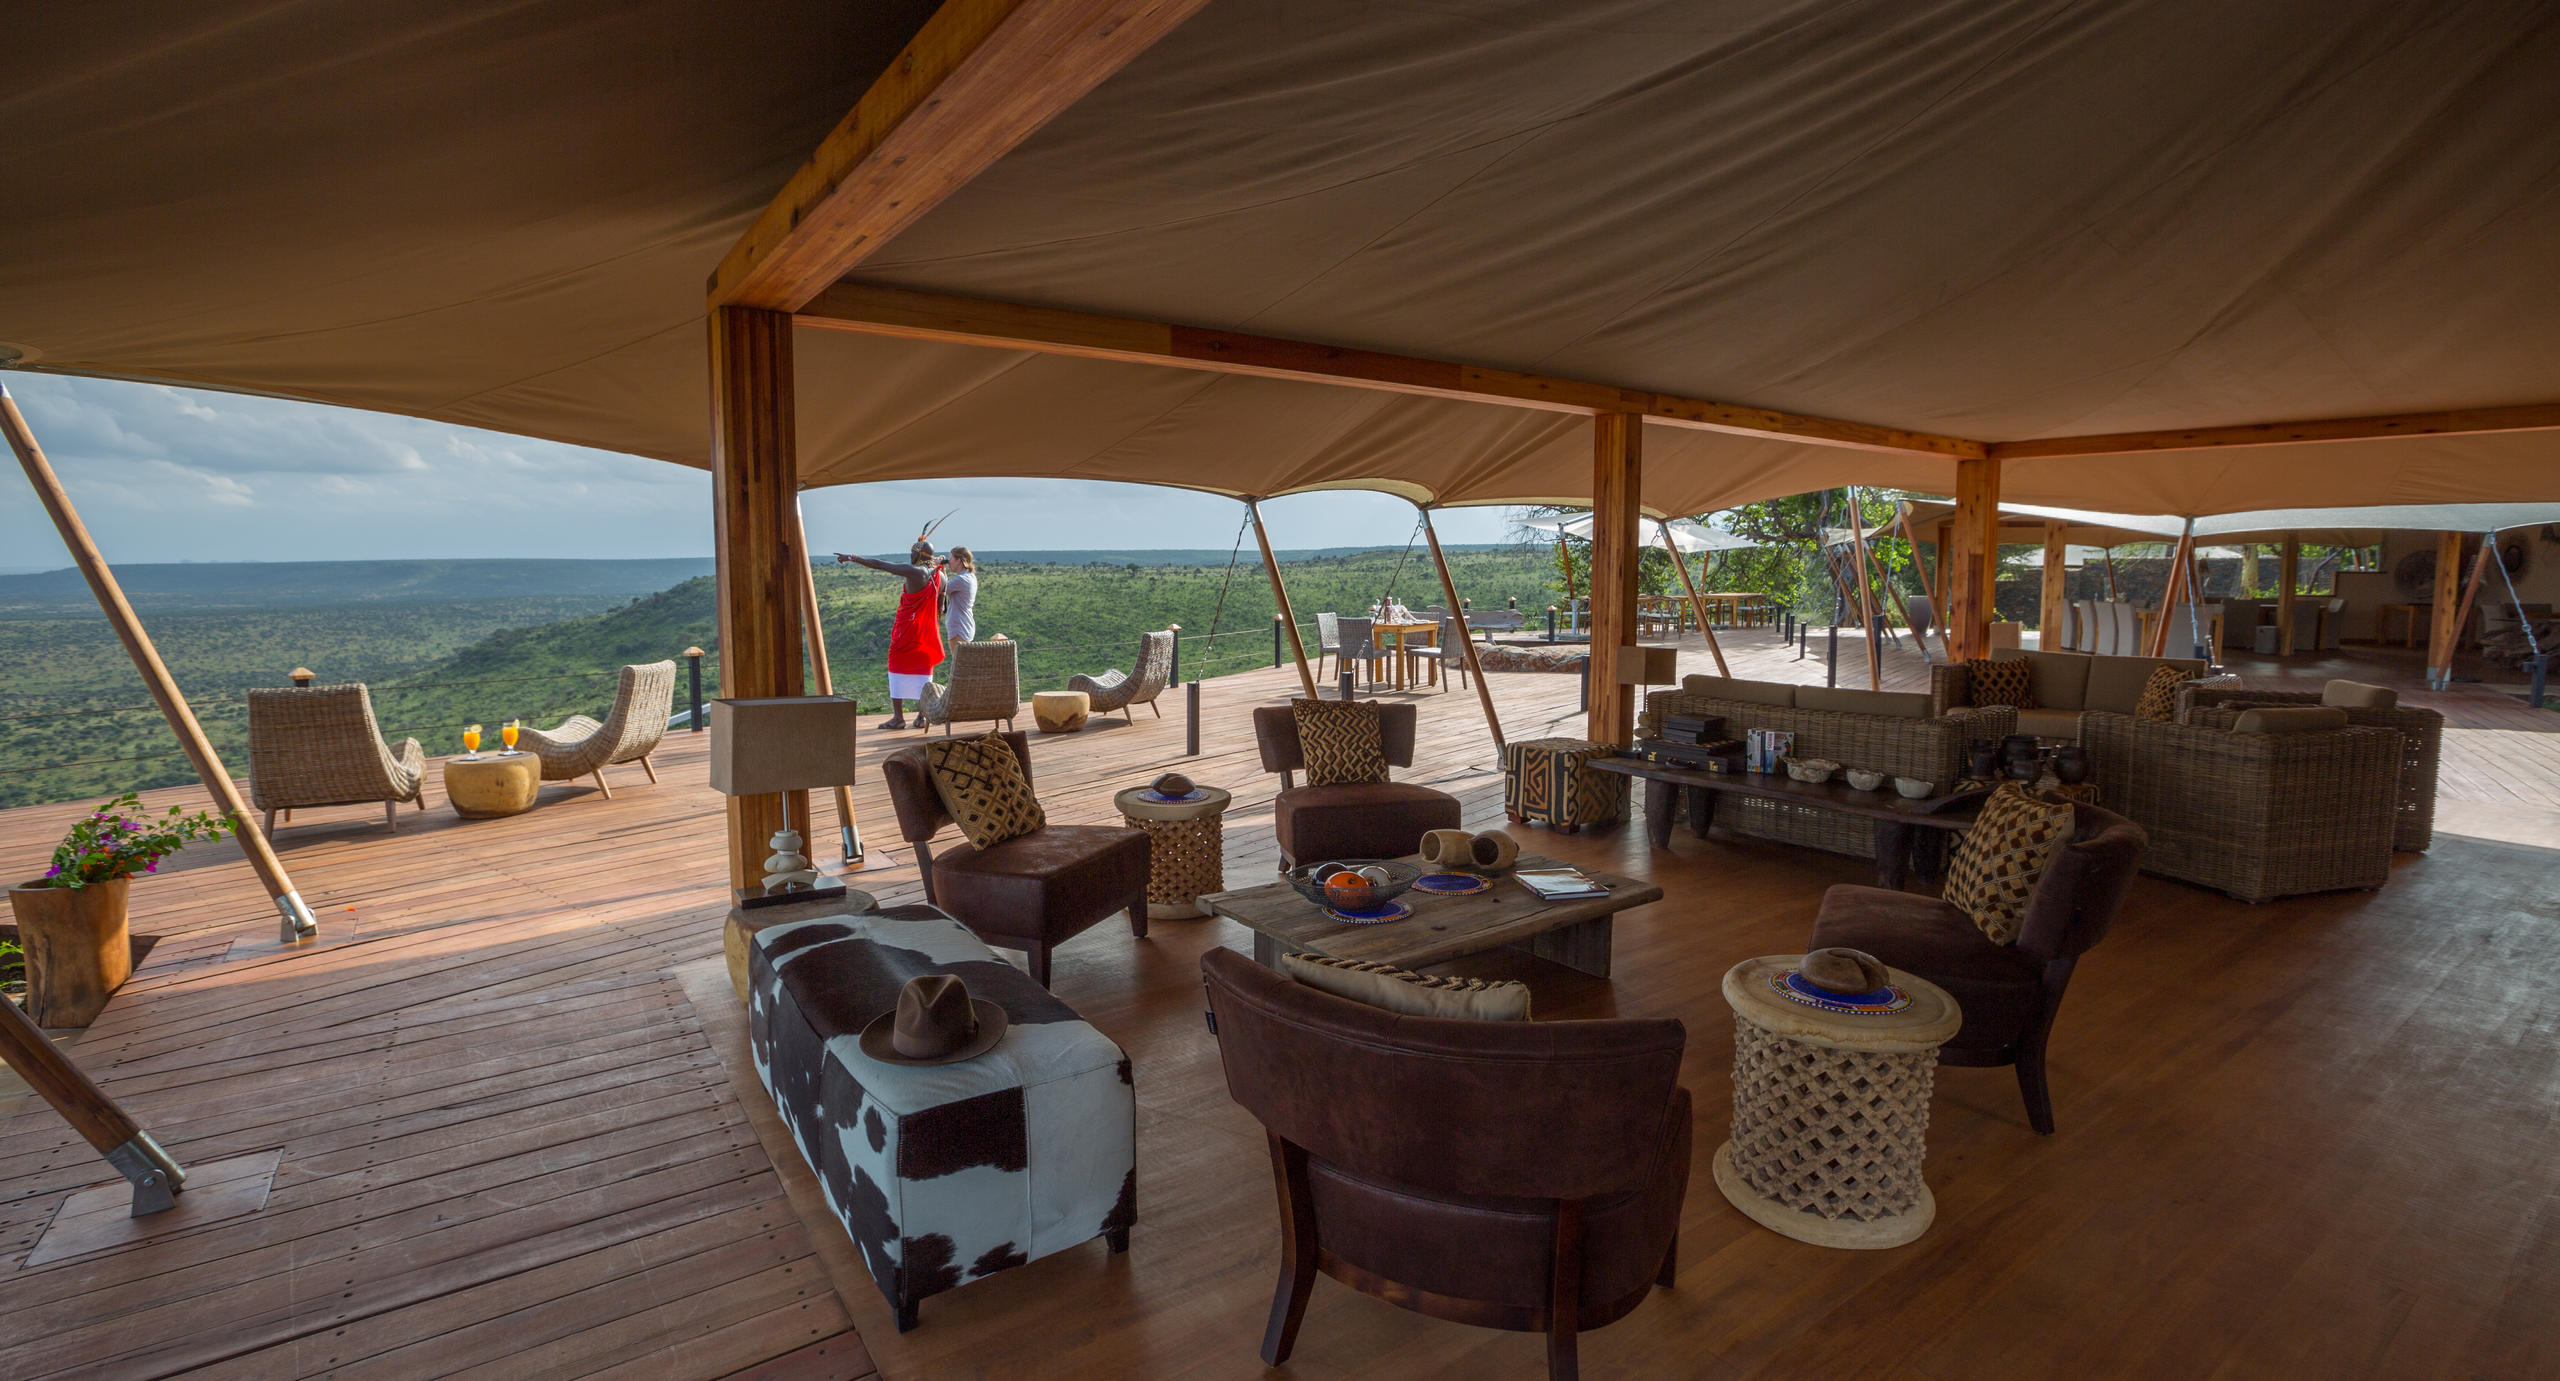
1809;885;2041;1054
932;825;1149;944
1301;1089;1688;1322
2011;707;2083;739
1275;782;1462;865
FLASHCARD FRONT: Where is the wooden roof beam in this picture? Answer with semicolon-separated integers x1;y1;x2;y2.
708;0;1212;312
1990;402;2560;460
795;282;1986;459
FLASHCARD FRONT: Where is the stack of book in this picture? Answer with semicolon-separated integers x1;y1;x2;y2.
1660;713;1726;745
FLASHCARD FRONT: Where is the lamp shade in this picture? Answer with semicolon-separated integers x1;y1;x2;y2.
708;696;862;795
1614;645;1679;686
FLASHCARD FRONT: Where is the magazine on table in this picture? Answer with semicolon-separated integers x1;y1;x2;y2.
1515;868;1609;902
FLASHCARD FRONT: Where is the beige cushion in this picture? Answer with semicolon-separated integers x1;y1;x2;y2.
1999;648;2092;711
1944;782;2076;945
1795;686;1932;719
2322;679;2398;710
2233;706;2351;735
1280;952;1531;1021
2013;707;2085;739
2085;655;2205;714
924;733;1046;850
1678;674;1796;707
1291;697;1388;786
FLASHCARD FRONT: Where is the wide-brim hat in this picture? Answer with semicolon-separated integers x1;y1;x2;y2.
858;976;1009;1066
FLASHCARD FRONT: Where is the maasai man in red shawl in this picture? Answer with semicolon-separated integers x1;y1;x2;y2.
836;533;946;730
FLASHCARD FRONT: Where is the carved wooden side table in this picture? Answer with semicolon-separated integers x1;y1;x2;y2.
1113;784;1232;919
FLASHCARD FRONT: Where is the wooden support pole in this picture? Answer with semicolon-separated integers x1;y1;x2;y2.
1861;522;1925;667
1587;414;1642;745
2430;532;2491;686
2275;536;2301;653
1557;536;1578;602
1;383;318;944
2146;529;2197;658
1846;491;1883;690
1943;457;2000;662
1250;500;1317;700
1661;522;1731;678
1;995;185;1214
710;307;809;894
2039;522;2070;649
1421;510;1504;749
1898;502;1941;613
792;498;863;868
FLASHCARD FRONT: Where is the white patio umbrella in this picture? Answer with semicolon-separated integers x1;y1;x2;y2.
1518;513;1761;553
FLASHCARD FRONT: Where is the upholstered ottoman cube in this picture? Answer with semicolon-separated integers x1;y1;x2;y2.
1503;736;1630;833
747;905;1137;1331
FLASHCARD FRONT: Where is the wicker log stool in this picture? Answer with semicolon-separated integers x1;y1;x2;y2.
1713;954;1961;1249
1033;690;1091;734
1501;736;1629;833
443;752;541;818
1114;783;1232;919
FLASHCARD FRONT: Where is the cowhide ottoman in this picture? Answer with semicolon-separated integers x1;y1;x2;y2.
746;904;1137;1331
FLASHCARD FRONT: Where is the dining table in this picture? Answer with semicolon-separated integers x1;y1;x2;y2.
1371;619;1440;689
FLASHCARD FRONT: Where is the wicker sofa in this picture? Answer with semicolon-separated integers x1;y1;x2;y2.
2177;682;2441;852
1639;675;2015;859
1927;649;2209;741
2081;710;2403;902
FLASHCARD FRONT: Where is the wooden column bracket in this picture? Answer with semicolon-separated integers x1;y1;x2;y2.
2;382;318;944
1421;508;1505;749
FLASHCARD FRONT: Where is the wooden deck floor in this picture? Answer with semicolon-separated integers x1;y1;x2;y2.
2;629;2554;1378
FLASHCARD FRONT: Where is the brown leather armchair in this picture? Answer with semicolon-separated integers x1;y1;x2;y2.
1808;801;2145;1134
880;731;1149;987
1252;703;1461;868
1201;948;1689;1381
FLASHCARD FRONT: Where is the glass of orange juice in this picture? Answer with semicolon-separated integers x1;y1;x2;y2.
501;719;520;754
462;723;482;759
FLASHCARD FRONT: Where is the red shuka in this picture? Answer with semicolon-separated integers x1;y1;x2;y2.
887;568;946;675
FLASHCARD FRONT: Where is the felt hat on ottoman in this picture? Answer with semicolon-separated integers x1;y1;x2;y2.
861;974;1008;1065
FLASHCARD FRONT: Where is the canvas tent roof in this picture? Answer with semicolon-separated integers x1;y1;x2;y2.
5;1;2559;516
1901;499;2560;548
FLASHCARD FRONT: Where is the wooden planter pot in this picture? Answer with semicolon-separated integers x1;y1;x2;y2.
8;876;132;1028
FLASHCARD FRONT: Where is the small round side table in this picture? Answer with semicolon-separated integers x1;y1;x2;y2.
1714;954;1961;1249
444;752;541;819
1113;784;1232;919
1034;690;1091;733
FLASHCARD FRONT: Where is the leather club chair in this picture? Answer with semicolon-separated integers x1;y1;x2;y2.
881;731;1149;987
1808;801;2145;1134
1200;948;1689;1381
1252;703;1461;868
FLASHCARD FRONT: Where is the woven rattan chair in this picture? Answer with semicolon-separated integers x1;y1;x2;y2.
2080;709;2402;901
1314;613;1343;680
246;684;425;834
918;639;1020;734
518;660;675;799
1070;630;1174;721
2177;682;2442;851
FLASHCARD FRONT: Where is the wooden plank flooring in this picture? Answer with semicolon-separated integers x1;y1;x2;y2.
1;628;2554;1378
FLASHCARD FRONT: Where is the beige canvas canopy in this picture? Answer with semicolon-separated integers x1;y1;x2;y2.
6;0;2559;517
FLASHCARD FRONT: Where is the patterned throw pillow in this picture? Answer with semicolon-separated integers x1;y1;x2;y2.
923;733;1046;850
1291;698;1389;786
1965;657;2033;709
2133;664;2192;721
1280;952;1531;1021
1944;782;2076;945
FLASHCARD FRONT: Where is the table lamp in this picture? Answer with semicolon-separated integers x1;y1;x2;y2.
709;695;861;908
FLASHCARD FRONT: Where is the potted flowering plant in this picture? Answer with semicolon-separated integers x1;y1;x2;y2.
8;793;233;1026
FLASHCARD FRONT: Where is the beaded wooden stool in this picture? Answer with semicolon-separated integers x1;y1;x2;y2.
1714;953;1961;1249
1114;783;1233;919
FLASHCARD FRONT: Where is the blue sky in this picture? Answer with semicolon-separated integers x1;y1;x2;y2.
0;374;1521;568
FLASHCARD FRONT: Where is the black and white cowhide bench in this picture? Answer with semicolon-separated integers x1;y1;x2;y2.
746;904;1136;1332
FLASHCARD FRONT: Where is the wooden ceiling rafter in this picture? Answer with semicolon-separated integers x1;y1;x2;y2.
1990;402;2560;460
707;0;1214;313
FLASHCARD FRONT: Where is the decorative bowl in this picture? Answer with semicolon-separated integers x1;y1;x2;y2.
1783;757;1840;784
1286;859;1424;912
1893;777;1935;799
1844;768;1889;792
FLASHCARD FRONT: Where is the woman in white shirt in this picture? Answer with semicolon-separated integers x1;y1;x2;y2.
943;546;979;644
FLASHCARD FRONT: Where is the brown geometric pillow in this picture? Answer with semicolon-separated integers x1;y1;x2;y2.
923;732;1046;849
1280;952;1531;1021
1965;657;2033;709
1291;697;1388;787
1944;782;2076;945
2133;664;2192;721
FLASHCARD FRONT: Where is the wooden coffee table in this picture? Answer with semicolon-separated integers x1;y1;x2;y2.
1198;854;1661;979
1587;757;1989;890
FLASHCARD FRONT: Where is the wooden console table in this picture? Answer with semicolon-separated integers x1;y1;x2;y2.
1586;756;1989;890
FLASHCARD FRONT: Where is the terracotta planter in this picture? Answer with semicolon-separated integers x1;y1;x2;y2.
8;876;132;1028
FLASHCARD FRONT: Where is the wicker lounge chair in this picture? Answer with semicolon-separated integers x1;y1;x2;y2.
918;639;1020;734
246;684;426;834
518;660;675;799
1070;630;1174;721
